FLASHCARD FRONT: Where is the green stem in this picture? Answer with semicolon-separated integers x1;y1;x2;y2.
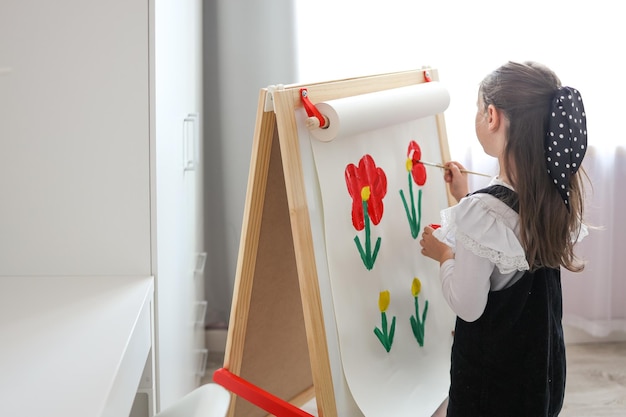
363;200;372;266
414;296;420;323
409;172;417;237
355;200;380;270
382;311;388;338
416;188;422;237
399;189;414;235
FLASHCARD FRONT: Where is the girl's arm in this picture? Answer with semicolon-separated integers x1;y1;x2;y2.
439;244;492;322
420;226;492;322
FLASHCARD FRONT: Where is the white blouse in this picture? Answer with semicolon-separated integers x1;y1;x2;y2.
433;177;587;323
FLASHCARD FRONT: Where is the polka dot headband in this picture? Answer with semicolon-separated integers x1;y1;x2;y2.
545;86;587;210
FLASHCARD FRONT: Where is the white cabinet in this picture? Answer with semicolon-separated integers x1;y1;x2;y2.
0;0;205;413
152;0;206;408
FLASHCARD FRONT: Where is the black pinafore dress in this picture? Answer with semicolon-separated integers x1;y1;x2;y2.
446;185;566;417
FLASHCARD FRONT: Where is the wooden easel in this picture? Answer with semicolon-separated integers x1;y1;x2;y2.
214;68;452;417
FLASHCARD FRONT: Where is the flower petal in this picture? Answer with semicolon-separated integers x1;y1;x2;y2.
378;290;390;312
411;162;427;186
411;277;422;297
346;154;387;229
345;164;365;230
408;140;421;162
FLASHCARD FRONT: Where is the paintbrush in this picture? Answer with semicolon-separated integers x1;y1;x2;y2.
418;160;491;178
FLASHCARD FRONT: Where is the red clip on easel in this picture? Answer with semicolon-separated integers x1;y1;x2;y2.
300;88;328;128
214;368;315;417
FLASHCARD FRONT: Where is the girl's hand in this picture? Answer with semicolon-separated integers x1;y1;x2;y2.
420;226;454;265
444;161;469;202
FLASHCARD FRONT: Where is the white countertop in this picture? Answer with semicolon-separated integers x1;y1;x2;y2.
0;276;154;417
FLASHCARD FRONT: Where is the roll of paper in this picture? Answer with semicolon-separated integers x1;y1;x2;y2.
309;81;450;142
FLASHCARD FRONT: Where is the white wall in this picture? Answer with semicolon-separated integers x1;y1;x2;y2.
204;0;626;331
202;0;297;325
295;0;625;154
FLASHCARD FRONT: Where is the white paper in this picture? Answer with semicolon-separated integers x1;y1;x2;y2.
298;82;456;417
309;82;450;142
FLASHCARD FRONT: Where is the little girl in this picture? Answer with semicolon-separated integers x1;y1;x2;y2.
420;61;588;417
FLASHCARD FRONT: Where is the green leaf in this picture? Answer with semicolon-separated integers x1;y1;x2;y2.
410;315;419;337
354;236;371;269
389;316;396;346
400;188;419;238
371;237;382;265
374;327;385;344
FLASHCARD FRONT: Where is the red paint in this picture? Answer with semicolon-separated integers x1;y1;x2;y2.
345;154;387;231
407;140;427;186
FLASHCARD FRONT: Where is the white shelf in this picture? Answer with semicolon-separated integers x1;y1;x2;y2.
0;276;154;417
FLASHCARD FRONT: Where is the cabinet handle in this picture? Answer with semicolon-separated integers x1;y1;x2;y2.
183;114;197;171
195;348;209;377
194;252;207;275
195;300;208;328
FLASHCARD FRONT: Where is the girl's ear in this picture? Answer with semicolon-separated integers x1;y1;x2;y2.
487;104;502;132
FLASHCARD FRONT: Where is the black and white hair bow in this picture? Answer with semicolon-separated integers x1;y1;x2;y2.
545;86;587;210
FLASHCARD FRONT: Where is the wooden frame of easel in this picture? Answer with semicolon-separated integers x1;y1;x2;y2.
214;68;453;417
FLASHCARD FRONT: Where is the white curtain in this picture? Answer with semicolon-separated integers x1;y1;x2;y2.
561;145;626;337
455;145;626;339
295;0;626;340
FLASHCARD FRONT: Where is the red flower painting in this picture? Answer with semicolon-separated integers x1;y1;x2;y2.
346;154;387;229
345;154;387;270
407;140;427;186
400;140;427;238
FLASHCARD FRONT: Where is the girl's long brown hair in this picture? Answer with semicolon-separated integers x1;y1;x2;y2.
480;61;587;272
